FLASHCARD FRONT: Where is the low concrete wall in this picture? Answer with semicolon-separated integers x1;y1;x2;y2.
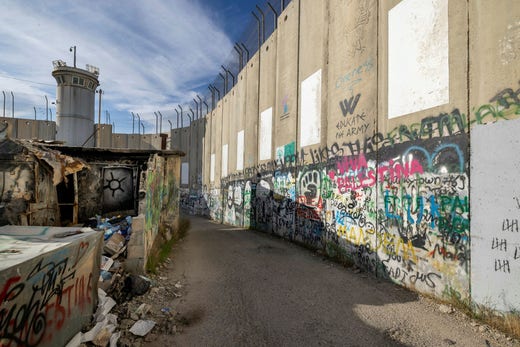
0;226;103;347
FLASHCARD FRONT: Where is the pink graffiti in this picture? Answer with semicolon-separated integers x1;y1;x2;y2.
328;154;424;192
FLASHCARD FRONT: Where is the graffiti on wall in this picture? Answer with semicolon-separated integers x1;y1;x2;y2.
102;167;136;214
0;229;102;347
0;163;34;225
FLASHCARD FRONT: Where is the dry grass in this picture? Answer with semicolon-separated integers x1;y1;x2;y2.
445;287;520;339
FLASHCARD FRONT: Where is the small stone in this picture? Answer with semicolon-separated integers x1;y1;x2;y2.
144;333;158;342
443;338;456;345
130;313;139;321
439;304;454;314
120;319;135;330
479;325;487;333
470;321;479;327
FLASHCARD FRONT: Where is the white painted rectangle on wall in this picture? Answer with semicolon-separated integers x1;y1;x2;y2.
259;108;273;160
210;154;215;182
388;0;449;118
237;130;244;171
471;119;520;312
300;70;322;147
222;144;229;178
181;162;189;185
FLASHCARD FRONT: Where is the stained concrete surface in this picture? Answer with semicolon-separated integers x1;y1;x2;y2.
147;216;518;347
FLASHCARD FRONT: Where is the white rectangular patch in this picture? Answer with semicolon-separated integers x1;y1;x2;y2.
259;108;273;160
237;130;244;171
210;154;215;182
222;144;228;177
300;70;322;147
388;0;449;118
181;162;189;185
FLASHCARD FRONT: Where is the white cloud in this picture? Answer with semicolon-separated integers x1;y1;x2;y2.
0;0;233;132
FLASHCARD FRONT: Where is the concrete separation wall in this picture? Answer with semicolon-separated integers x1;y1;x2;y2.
0;225;103;347
186;0;520;314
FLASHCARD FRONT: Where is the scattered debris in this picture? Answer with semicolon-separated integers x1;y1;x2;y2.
129;320;156;336
439;304;455;314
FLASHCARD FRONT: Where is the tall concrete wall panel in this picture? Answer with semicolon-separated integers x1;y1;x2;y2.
469;3;520;311
298;0;328;156
258;35;278;163
244;53;260;169
274;1;299;158
376;0;470;299
234;70;247;173
323;0;379;273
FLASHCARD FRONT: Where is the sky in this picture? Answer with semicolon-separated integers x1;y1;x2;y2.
0;0;266;134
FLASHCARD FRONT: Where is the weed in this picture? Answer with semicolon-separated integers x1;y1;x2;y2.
146;217;191;274
444;286;520;339
325;241;355;267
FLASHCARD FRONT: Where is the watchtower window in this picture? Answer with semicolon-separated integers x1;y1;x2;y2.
72;76;85;86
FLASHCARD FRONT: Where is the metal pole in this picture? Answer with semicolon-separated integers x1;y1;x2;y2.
112;122;115;133
34;107;37;120
234;44;243;70
252;12;261;51
223;66;235;87
70;46;76;68
168;119;172;131
208;86;215;109
157;111;163;133
154;112;159;134
189;108;195;122
141;122;145;134
211;84;221;100
219;73;227;94
203;101;209;115
241;43;250;62
136;113;141;135
197;95;203;118
178;105;184;127
49;109;53;121
193;99;199;120
44;95;49;121
175;108;180;128
131;112;135;134
256;5;265;43
10;91;14;118
267;2;278;30
97;89;103;126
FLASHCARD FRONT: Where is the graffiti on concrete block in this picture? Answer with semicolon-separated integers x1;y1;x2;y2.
102;167;136;213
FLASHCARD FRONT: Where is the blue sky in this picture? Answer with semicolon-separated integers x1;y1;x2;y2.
0;0;266;134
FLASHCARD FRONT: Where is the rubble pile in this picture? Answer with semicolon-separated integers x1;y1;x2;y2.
66;216;185;347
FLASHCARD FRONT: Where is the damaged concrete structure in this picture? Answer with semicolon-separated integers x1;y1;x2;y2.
0;226;104;347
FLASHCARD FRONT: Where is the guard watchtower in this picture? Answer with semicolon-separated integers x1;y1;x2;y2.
52;60;99;147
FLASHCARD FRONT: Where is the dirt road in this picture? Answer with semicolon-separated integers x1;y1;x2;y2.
145;216;518;347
